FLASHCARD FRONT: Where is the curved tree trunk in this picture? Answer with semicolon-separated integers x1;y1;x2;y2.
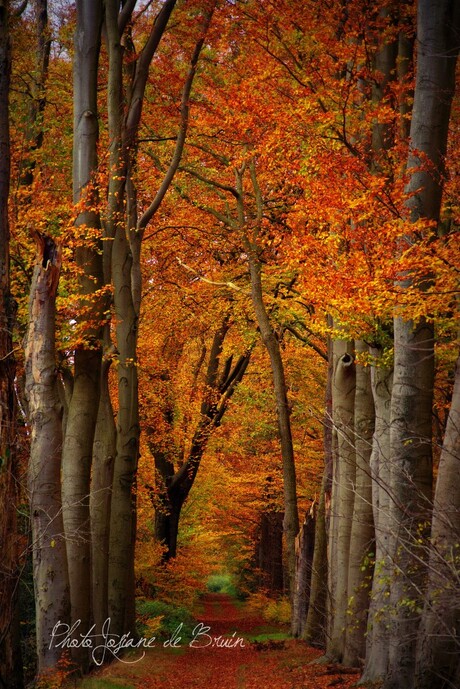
153;324;250;560
248;252;299;596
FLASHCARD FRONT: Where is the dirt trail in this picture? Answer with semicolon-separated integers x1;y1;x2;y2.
93;594;360;689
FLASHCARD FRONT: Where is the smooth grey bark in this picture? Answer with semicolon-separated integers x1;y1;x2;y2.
105;0;215;634
343;341;375;667
326;339;356;662
361;8;399;681
414;354;460;689
361;351;393;683
384;2;460;687
61;0;104;671
89;352;116;647
25;234;70;674
0;4;23;684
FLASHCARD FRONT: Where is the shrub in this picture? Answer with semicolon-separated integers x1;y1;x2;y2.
136;599;195;641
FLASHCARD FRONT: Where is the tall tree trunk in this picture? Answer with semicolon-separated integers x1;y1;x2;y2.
384;1;460;687
61;0;103;671
361;350;393;682
0;4;23;685
241;161;299;598
247;251;299;595
108;225;139;635
304;331;333;646
326;339;355;662
414;354;460;689
343;342;375;666
25;234;70;674
89;352;116;647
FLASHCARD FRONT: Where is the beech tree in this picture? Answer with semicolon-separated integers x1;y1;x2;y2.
383;2;460;687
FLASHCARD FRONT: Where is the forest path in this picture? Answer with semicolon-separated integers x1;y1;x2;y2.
90;594;360;689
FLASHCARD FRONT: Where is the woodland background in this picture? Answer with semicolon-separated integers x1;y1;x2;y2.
0;1;459;688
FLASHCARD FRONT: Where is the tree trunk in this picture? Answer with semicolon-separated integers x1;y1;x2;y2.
89;353;116;647
108;227;139;635
414;354;460;689
153;325;250;560
384;2;460;687
61;0;104;670
304;331;333;647
258;511;284;594
0;4;23;684
247;252;299;596
25;234;70;674
361;350;393;683
343;342;375;667
292;506;315;637
326;339;355;662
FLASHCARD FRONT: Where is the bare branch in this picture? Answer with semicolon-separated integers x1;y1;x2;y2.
137;2;217;232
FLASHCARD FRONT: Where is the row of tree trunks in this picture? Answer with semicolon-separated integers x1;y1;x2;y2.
383;1;460;687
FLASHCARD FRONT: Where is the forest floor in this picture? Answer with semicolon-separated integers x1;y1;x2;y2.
78;593;361;689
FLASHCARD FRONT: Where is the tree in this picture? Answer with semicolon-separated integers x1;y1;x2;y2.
151;318;250;560
384;2;460;687
0;2;23;686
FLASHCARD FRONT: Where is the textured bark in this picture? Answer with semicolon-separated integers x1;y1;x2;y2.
25;235;70;674
61;0;104;670
0;4;23;684
414;355;460;689
327;340;355;662
361;352;393;683
384;2;460;687
343;342;375;667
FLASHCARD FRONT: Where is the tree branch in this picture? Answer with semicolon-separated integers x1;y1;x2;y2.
137;2;217;232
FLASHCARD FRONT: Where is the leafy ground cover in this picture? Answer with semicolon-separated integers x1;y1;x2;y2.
76;594;360;689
